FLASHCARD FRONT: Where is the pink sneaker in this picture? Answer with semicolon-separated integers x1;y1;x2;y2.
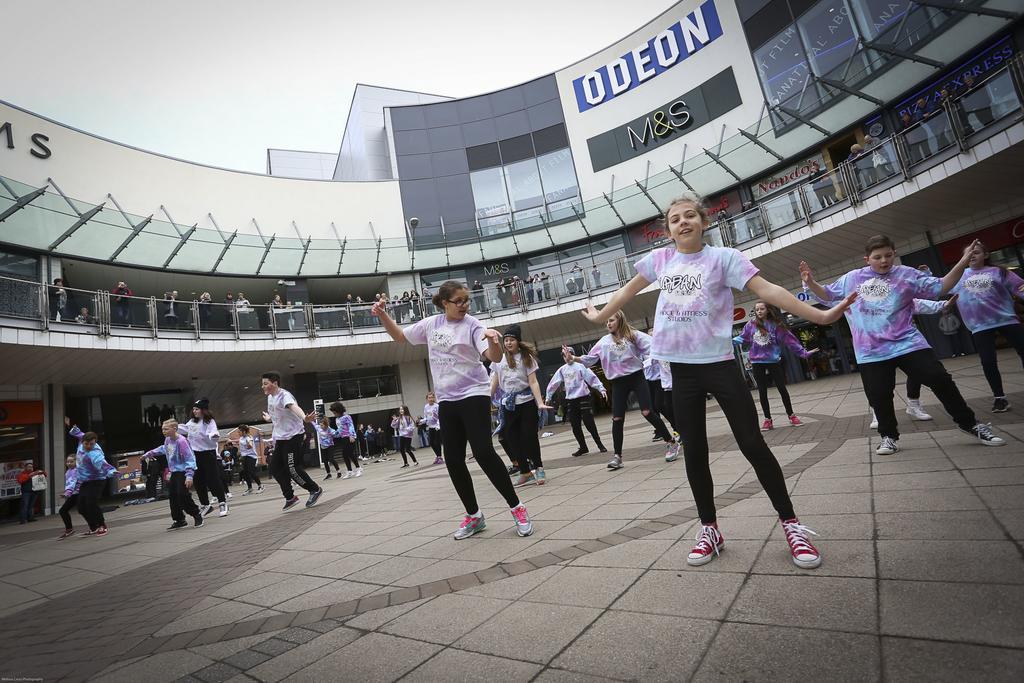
761;419;773;431
687;524;724;566
789;415;804;426
782;518;821;569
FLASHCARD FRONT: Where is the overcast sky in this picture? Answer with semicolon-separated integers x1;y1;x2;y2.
2;0;677;173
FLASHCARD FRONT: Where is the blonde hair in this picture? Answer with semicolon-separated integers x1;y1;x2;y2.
504;340;538;370
162;419;178;431
664;192;710;226
609;310;638;345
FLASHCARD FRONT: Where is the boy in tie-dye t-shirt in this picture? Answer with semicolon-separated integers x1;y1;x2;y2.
801;235;1003;453
949;244;1024;411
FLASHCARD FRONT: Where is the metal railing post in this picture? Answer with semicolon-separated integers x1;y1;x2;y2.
305;303;316;339
148;297;158;338
192;301;201;340
232;306;241;340
39;284;49;331
269;305;278;339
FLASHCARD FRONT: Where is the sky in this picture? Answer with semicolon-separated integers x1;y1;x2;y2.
1;0;678;173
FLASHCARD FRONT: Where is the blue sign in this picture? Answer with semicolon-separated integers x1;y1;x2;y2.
572;0;724;113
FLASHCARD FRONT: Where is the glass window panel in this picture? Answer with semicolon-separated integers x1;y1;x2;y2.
115;231;183;267
479;214;511;237
503;158;544;212
536;148;579;207
165;228;227;272
470;167;510;220
57;218;130;260
0;203;76;250
0;249;39;278
214;234;265;275
532;123;569;155
797;0;862;78
849;0;912;41
300;243;341;277
498;134;534;164
466;143;501;170
258;238;305;276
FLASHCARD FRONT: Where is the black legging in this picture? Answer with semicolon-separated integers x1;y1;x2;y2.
438;396;519;514
566;396;605;450
59;494;79;530
610;370;673;456
750;362;794;420
671;360;795;524
338;440;358;471
270;433;320;500
241;456;262;488
193;449;226;506
648;380;677;431
504;400;543;475
972;323;1024;397
428;429;443;460
321;444;341;472
77;479;108;531
398;436;418;465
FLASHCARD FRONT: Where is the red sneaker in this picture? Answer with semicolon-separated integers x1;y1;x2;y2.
782;518;821;569
761;419;773;431
57;529;75;540
789;415;804;426
95;526;109;537
687;524;724;566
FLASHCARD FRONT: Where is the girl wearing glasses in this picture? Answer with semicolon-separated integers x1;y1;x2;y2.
373;281;534;540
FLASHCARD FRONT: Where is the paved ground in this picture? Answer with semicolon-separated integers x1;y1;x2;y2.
1;351;1022;682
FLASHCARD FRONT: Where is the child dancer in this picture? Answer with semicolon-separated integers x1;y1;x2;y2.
260;372;325;510
733;302;817;430
584;193;856;569
492;324;551;486
422;392;444;464
545;345;608;457
329;402;361;478
950;242;1024;412
564;310;678;469
392;407;419;467
65;417;117;537
644;329;679;442
231;425;264;494
800;235;1005;455
372;281;534;539
180;399;228;518
143;419;203;530
314;417;342;479
57;455;80;540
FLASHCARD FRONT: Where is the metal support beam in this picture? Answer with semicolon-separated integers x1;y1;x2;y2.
374;238;382;273
634;181;663;216
297;237;311;276
571;204;592;236
0;185;47;223
163;224;197;268
48;203;104;251
772;105;833;136
817;77;884;106
336;236;347;276
862;40;944;69
211;230;237;272
602;193;626;227
737;129;785;161
703;148;742;183
255;235;276;275
537;213;557;248
912;0;1018;19
667;165;695;192
110;213;152;260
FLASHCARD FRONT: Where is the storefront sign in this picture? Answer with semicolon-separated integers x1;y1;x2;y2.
732;307;746;322
0;401;43;425
938;215;1024;264
572;0;724;112
626;219;671;251
587;68;741;172
750;154;825;200
0;122;52;159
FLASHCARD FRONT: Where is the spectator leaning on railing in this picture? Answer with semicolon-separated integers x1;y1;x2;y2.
112;280;133;325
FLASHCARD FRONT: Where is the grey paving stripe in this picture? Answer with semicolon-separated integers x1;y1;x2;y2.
0;489;363;683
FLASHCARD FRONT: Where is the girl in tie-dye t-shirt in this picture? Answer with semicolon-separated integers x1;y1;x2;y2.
950;244;1024;411
582;192;856;572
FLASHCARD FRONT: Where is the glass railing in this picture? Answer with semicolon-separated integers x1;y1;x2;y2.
318;374;400;402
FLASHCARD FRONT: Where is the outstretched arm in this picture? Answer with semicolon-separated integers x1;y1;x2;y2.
580;274;651;324
940;240;981;296
798;261;832;303
747;276;856;325
372;299;406;342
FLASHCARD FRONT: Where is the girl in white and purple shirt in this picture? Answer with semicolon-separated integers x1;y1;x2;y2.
391;406;419;468
373;281;533;540
951;244;1024;412
422;392;443;464
329;402;361;479
546;346;608;456
583;192;854;571
566;312;677;469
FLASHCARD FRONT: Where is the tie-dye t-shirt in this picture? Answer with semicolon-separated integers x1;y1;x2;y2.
404;314;490;402
735;320;813;364
658;360;672;390
546;363;606;401
642;356;661;381
494;353;537;405
634;245;759;364
579;330;652;379
950;266;1024;333
823;265;942;363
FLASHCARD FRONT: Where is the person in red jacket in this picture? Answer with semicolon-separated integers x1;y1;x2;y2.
17;463;46;524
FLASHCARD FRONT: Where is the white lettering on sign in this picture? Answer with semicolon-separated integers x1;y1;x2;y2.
626;100;692;150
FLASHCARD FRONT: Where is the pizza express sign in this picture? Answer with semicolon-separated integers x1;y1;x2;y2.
0;122;52;159
571;0;724;113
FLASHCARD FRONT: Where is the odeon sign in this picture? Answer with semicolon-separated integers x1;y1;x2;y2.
571;0;724;113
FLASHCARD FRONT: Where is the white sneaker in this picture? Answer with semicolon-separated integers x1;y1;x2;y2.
869;409;878;430
355;468;363;477
218;502;229;517
199;504;214;517
256;485;265;494
242;489;252;496
876;436;900;455
905;401;932;421
607;455;623;470
665;441;680;462
226;492;233;499
341;471;352;480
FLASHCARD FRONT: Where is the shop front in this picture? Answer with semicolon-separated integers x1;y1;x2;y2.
0;401;44;521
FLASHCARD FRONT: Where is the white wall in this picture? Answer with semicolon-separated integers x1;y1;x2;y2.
554;0;765;199
0;100;406;241
398;359;432;415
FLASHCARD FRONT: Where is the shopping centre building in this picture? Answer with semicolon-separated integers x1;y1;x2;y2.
1;0;1022;517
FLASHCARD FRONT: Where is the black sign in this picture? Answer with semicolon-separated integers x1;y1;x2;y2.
586;67;741;172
